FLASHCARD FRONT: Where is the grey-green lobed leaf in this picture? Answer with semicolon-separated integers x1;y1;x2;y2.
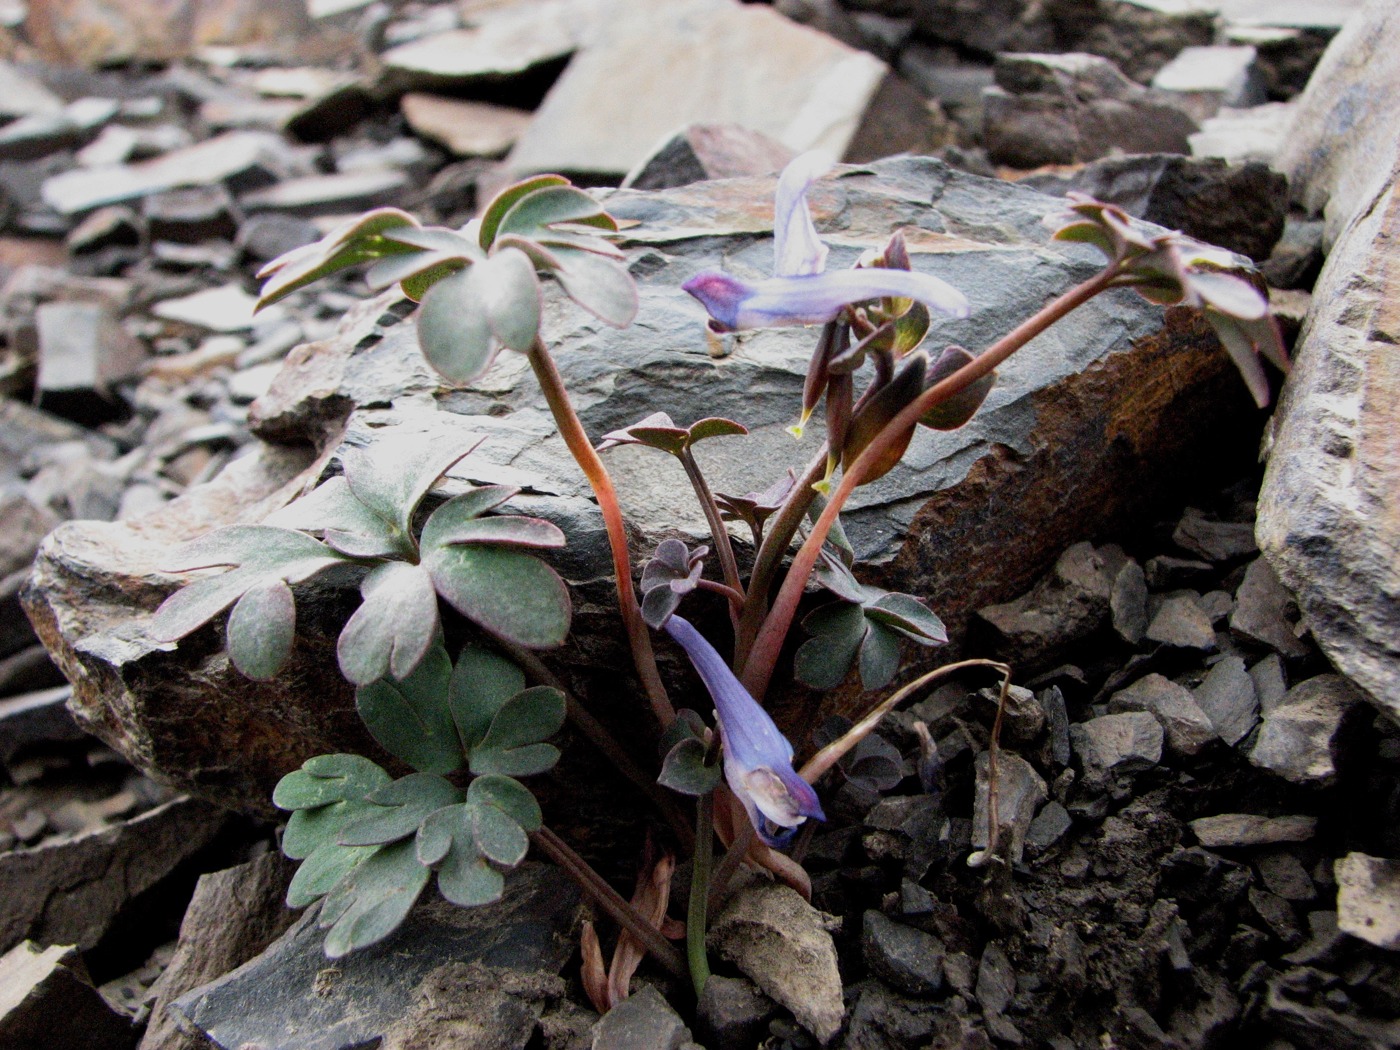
338;772;464;846
226;577;296;681
320;839;430;958
355;643;462;774
469;686;565;778
263;475;406;559
425;542;571;650
256;208;421;309
794;601;867;690
418;264;498;385
273;753;391;811
340;429;483;540
449;645;526;749
658;736;722;796
337;562;440;686
285;840;378;909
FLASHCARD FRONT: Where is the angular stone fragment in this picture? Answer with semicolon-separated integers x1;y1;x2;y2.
622;124;795;192
1189;101;1296;166
42;131;299;216
1258;123;1400;724
1249;674;1361;785
506;0;937;179
861;911;944;998
0;941;138;1050
35;301;147;421
1335;853;1400;951
24;158;1272;809
592;985;691;1050
171;865;581;1050
0;490;61;578
151;283;260;332
1193;655;1258;745
400;94;532;158
708;882;843;1044
1173;506;1258;562
1020;154;1287;263
0;98;119;163
0;797;228;955
1151;45;1265;122
1108;673;1214;756
1230;557;1309;658
140;853;298;1050
1070;712;1163;782
238;170;412;217
695;975;776;1050
972;750;1047;863
1147;594;1218;652
1189;812;1315;848
1110;558;1148;645
1275;0;1400;247
983;52;1198;168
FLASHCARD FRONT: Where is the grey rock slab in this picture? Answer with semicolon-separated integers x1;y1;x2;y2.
983;51;1198;169
0;97;119;163
0;685;83;771
695;975;776;1050
974;941;1015;1018
142;185;238;244
0;797;229;955
861;910;944;998
1249;653;1288;712
35;300;147;417
0;941;138;1050
0;64;63;123
1147;594;1219;652
171;864;581;1050
24;157;1273;809
1194;655;1258;745
1111;558;1149;645
1025;799;1072;853
1257;851;1315;902
139;853;298;1050
621;123;795;192
1020;152;1287;263
708;882;843;1044
41;130;301;216
380;962;563;1050
972;749;1046;864
1188;101;1295;166
1189;812;1315;848
1150;44;1264;122
400;94;532;158
1257;127;1400;723
592;985;691;1050
151;284;263;332
1335;852;1400;951
1216;0;1365;31
377;0;593;91
1173;506;1259;562
1144;554;1215;591
238;170;412;217
1069;711;1163;780
1108;673;1214;756
1275;0;1400;248
505;0;936;179
1249;673;1362;785
0;489;60;578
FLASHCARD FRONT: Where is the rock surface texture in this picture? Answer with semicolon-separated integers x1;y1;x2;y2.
1257;136;1400;725
25;158;1266;810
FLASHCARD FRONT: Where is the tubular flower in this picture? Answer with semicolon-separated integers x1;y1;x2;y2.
663;615;824;846
682;151;970;332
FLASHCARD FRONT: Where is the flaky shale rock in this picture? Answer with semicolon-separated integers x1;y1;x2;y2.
1257;151;1400;727
25;157;1267;812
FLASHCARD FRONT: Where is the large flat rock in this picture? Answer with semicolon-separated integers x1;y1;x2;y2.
1257;151;1400;726
24;157;1266;811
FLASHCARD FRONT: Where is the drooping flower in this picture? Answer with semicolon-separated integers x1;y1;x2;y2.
682;152;969;333
663;615;824;846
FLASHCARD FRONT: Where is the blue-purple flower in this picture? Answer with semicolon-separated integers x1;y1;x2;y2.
663;615;824;846
682;152;969;332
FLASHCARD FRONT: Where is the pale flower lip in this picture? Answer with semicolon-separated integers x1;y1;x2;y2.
682;151;970;332
662;615;824;846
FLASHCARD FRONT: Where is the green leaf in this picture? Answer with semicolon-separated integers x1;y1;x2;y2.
263;476;406;559
424;542;571;649
274;754;392;811
448;645;525;749
478;247;542;352
1188;270;1267;320
337;562;440;686
469;686;564;777
794;601;866;689
226;576;295;681
340;429;483;540
548;246;637;327
495;184;617;240
418;265;497;385
658;736;721;796
1052;219;1115;259
284;800;379;860
355;644;462;774
151;526;348;642
415;804;459;866
919;345;994;432
471;802;528;866
478;175;570;250
864;592;947;645
438;833;504;907
257;208;421;309
365;251;466;294
339;773;464;846
321;840;430;958
427;516;565;549
286;841;378;908
687;417;748;444
467;774;542;832
419;487;518;547
858;620;902;690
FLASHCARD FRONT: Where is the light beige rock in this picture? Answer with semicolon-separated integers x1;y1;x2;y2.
400;94;531;158
1336;852;1400;951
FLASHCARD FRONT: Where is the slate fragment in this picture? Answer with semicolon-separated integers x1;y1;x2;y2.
0;941;138;1050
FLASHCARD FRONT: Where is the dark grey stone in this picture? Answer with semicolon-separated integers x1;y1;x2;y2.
1107;673;1214;757
1110;558;1149;645
1144;554;1216;590
1261;216;1325;289
1039;685;1071;767
142;185;239;244
972;750;1047;863
1070;712;1164;781
172;864;581;1050
1249;673;1362;785
861;911;945;998
35;300;147;424
1249;653;1288;712
844;981;939;1050
621;124;793;192
1025;800;1072;853
1193;656;1259;746
1231;557;1310;659
0;941;138;1050
1257;852;1315;902
974;942;1015;1017
1146;595;1218;652
695;975;776;1050
0;686;83;771
1173;506;1259;562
